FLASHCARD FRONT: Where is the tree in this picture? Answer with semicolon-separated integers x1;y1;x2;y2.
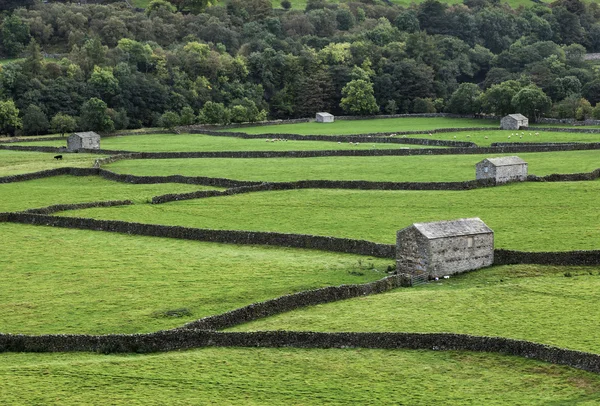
481;80;522;116
50;113;77;137
0;99;21;136
179;106;197;126
340;79;379;115
80;98;114;133
1;15;30;57
199;101;230;125
445;83;482;115
22;104;49;136
159;111;180;130
511;86;552;122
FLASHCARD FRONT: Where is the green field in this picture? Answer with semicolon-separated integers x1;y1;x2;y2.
61;180;600;251
0;175;213;212
3;348;600;405
229;117;498;135
104;150;600;182
232;265;600;354
0;150;103;176
0;223;388;334
11;133;435;152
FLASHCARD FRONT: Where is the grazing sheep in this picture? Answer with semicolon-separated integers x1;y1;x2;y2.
484;136;488;139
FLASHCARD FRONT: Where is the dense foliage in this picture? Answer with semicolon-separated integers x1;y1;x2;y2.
1;0;600;134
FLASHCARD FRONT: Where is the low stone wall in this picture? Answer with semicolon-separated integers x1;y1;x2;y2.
0;167;99;184
535;118;600;126
494;249;600;266
0;136;64;144
181;275;404;331
97;168;255;188
1;330;599;374
22;200;133;215
529;168;600;182
151;179;498;204
0;212;396;258
528;126;600;134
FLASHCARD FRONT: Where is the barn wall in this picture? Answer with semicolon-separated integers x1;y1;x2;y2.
496;164;528;183
475;162;497;180
427;233;494;277
396;227;428;275
81;137;100;149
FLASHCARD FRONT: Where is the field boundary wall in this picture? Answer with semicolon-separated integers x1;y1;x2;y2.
1;330;599;374
494;249;600;266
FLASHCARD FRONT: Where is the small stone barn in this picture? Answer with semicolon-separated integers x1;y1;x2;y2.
316;112;334;123
500;114;528;130
67;132;100;151
476;156;528;183
396;218;494;279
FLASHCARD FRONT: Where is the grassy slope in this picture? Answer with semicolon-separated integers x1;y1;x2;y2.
0;175;214;212
231;117;498;135
0;223;389;334
105;150;600;182
3;348;600;405
11;133;435;151
232;265;600;354
62;180;600;251
0;150;103;176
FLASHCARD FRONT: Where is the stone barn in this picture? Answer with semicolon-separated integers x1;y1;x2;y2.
476;156;528;183
316;112;334;123
396;217;494;279
67;132;100;151
500;114;528;130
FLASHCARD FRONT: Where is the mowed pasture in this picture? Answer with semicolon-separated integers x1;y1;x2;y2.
0;176;214;212
62;180;600;251
104;150;600;182
232;264;600;354
11;133;436;152
0;223;389;335
0;150;103;176
228;117;498;135
2;348;600;405
2;116;600;403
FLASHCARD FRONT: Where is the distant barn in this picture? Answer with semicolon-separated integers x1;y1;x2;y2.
67;132;100;151
396;218;494;279
315;112;334;123
476;156;528;183
501;114;528;130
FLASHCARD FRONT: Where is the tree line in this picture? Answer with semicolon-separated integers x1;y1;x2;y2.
1;0;600;135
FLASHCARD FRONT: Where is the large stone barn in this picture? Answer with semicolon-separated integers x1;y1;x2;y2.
67;132;100;151
500;114;528;130
315;112;334;123
396;218;494;279
476;156;528;183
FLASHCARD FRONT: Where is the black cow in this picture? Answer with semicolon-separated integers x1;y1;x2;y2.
54;155;63;160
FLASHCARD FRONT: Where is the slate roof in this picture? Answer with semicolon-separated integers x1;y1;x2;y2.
72;131;100;139
410;218;493;239
316;112;333;117
506;114;528;121
481;156;527;167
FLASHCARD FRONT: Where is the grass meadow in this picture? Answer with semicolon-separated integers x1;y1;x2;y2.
3;348;600;405
0;223;389;334
0;150;104;176
232;264;600;354
0;175;214;212
11;133;436;151
61;180;600;251
2;116;599;403
104;149;600;182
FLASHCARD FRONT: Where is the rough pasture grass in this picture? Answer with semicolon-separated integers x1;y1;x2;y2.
394;129;600;146
0;223;389;334
12;133;433;152
0;175;213;212
233;265;600;355
3;349;600;405
230;117;498;135
63;180;600;251
0;150;102;176
105;150;600;182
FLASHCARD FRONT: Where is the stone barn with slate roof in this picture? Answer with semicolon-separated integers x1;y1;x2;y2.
315;112;334;123
501;114;528;130
476;156;528;183
396;218;494;279
67;132;100;151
